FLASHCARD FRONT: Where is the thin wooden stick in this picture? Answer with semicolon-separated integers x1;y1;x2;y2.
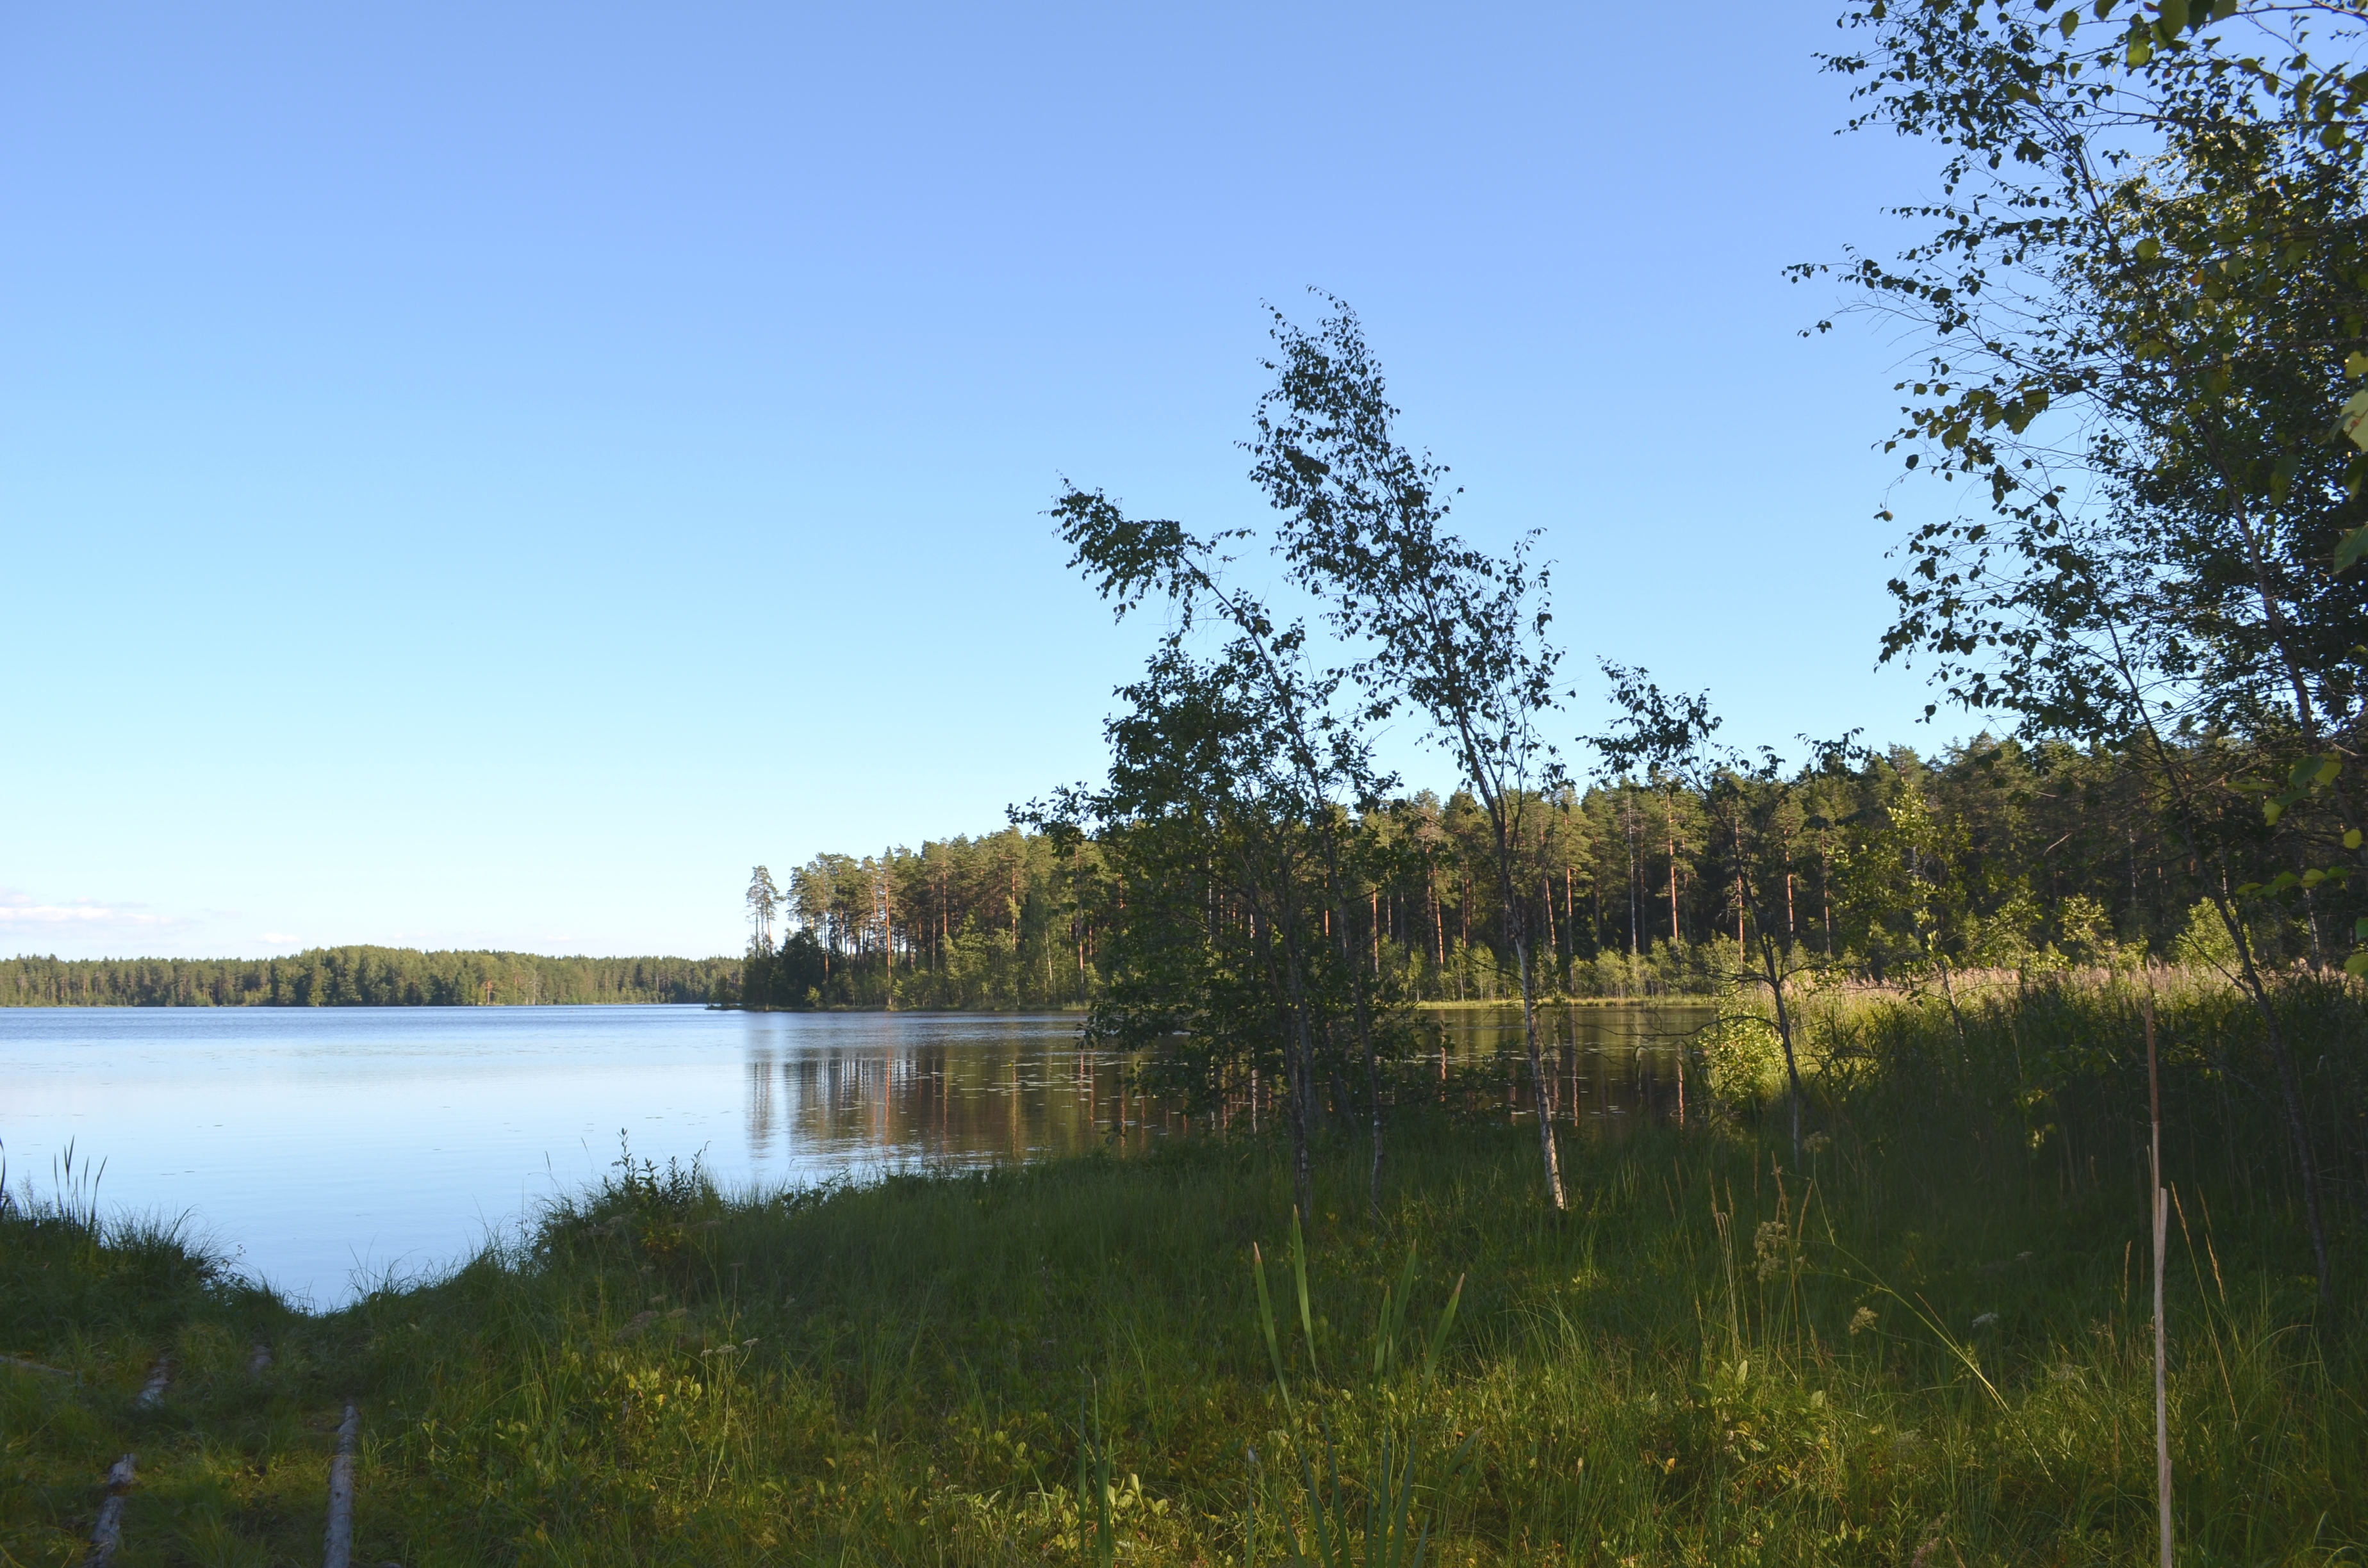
2143;988;2173;1568
323;1402;359;1568
88;1453;136;1567
1;1353;73;1380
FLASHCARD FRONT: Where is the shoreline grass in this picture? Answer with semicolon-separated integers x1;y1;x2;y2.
4;981;2362;1565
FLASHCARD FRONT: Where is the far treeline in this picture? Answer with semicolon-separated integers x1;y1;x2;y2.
4;948;737;1008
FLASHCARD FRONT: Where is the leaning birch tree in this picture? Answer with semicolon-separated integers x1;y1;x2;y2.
1045;491;1393;1220
1250;297;1573;1211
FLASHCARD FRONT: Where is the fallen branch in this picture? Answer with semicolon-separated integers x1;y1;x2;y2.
87;1453;136;1568
1;1353;73;1380
323;1401;359;1568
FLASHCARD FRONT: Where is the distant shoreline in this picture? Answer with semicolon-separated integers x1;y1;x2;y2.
5;946;737;1008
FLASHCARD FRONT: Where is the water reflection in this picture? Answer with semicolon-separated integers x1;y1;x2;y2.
1431;1002;1716;1130
732;1004;1714;1172
734;1012;1184;1173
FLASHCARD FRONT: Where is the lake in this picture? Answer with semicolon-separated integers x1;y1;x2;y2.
0;1002;1702;1305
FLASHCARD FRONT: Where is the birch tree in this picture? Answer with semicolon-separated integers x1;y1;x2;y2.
1249;297;1573;1211
1045;491;1395;1219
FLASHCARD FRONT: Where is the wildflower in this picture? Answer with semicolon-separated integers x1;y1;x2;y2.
1848;1306;1878;1335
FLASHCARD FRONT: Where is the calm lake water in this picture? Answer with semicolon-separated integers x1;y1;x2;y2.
0;1002;1702;1305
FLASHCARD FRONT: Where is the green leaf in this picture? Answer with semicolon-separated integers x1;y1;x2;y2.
2347;828;2363;850
2335;525;2368;574
2347;952;2368;978
2354;917;2368;940
2128;33;2154;67
2270;453;2301;505
2315;754;2342;786
1249;1243;1292;1414
2265;799;2287;826
2342;390;2368;452
2061;9;2079;36
2135;236;2161;262
2158;0;2189;33
2344;352;2368;379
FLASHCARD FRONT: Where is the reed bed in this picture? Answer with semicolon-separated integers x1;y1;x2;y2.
3;977;2361;1565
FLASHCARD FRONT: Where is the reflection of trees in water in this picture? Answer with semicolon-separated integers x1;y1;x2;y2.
741;1041;1181;1167
743;1056;771;1156
1435;1005;1716;1136
742;1007;1706;1170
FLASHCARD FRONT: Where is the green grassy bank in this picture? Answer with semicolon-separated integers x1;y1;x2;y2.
4;981;2363;1565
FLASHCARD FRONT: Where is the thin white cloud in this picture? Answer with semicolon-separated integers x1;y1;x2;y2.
0;888;185;931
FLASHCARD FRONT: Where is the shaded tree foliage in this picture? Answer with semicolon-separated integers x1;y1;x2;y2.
1803;0;2368;1292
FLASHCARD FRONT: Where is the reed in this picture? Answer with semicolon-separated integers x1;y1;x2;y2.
1;977;2361;1564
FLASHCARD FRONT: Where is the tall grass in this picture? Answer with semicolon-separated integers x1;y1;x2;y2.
3;976;2361;1564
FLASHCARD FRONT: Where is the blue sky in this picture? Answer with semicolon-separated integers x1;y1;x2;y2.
1;2;1973;961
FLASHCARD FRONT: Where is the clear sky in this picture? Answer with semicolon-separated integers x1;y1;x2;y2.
2;2;1975;961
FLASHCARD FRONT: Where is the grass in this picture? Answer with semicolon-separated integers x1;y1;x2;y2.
3;978;2363;1565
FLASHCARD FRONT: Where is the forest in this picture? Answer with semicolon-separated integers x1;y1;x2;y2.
2;947;735;1008
736;735;2354;1014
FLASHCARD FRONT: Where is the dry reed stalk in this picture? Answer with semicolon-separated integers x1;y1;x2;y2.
2143;988;2172;1568
324;1401;359;1568
87;1453;135;1567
